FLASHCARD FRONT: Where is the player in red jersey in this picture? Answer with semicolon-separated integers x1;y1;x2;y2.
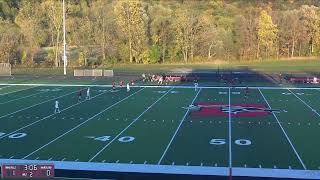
112;80;115;90
119;80;123;88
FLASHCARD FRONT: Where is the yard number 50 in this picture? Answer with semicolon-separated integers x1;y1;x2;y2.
209;138;251;146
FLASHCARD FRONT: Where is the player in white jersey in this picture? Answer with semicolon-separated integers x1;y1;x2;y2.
86;87;91;100
54;100;60;114
127;83;130;92
194;79;198;91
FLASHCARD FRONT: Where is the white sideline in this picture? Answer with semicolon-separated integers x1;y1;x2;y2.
3;83;320;90
0;88;80;119
0;89;107;140
22;88;146;159
89;88;174;162
287;89;320;118
0;86;36;96
258;88;307;170
228;87;232;174
0;159;319;179
157;88;201;164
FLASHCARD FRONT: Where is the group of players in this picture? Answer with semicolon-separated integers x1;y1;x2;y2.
53;78;250;114
54;80;132;114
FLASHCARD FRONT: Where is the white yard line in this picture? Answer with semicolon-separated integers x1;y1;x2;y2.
0;91;46;105
157;88;201;165
0;86;36;96
0;90;107;140
287;89;320;118
3;83;320;90
22;88;146;159
228;87;233;176
88;88;173;162
0;88;80;119
258;88;307;170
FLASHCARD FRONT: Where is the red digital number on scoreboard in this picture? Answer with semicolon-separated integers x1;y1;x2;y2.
1;164;54;178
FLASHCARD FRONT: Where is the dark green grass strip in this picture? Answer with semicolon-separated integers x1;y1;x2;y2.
0;86;35;98
90;88;197;164
0;86;79;117
261;89;320;170
24;88;164;161
0;88;142;159
231;88;303;169
159;88;229;167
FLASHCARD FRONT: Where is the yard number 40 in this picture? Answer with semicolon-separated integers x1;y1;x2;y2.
209;138;251;146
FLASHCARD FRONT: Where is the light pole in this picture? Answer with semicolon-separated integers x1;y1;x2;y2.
63;0;67;75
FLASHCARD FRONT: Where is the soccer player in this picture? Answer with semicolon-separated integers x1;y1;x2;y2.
194;78;199;91
77;88;82;102
54;100;60;114
244;86;249;98
119;80;123;89
313;77;318;84
112;80;115;90
86;87;90;100
142;73;146;82
127;83;130;92
158;76;163;85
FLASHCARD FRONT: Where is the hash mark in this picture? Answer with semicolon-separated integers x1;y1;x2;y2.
116;160;119;163
61;158;66;161
48;157;52;161
9;156;14;159
130;161;133;164
289;166;291;169
201;162;203;166
244;164;247;168
172;162;175;165
259;165;262;168
214;163;217;167
274;165;277;169
102;160;106;163
186;162;189;166
75;159;79;162
144;161;147;164
35;157;39;160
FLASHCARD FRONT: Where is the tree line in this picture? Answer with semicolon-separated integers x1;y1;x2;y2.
0;0;320;67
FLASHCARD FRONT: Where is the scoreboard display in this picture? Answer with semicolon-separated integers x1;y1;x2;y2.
1;164;54;178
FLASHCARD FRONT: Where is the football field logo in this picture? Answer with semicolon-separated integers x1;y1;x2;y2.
185;102;284;117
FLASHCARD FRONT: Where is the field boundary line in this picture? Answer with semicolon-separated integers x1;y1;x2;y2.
0;91;46;105
258;88;307;170
0;88;81;119
22;88;146;159
0;89;108;140
1;159;319;179
4;83;320;90
287;89;320;118
89;88;174;162
157;88;201;165
0;86;36;96
228;87;232;178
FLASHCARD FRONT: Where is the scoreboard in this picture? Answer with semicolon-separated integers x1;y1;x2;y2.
1;164;54;178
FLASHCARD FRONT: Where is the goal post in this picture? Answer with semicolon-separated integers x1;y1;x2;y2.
0;63;11;76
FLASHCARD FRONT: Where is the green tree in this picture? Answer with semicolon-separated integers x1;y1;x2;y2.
257;10;278;59
114;0;147;63
15;0;46;64
41;0;63;67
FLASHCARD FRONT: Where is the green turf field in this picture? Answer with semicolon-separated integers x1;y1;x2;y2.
0;84;320;179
